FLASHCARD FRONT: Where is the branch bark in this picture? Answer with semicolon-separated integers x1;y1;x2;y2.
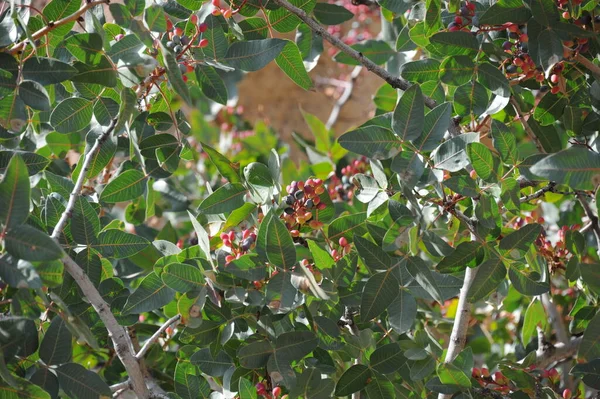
510;96;544;153
532;336;582;370
576;193;600;256
7;0;109;55
50;119;149;399
136;314;181;360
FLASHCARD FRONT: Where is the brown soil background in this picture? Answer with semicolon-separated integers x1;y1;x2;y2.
236;51;380;150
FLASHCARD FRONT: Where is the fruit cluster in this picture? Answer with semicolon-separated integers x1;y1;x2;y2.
327;156;369;202
331;236;351;261
472;368;511;394
282;179;327;231
535;224;579;273
220;229;257;264
211;0;245;18
255;382;283;398
448;1;476;31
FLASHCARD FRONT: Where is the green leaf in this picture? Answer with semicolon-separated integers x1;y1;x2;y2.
509;263;549;295
430;31;478;52
533;93;567;126
338;126;401;160
296;23;323;71
432;132;479;172
364;374;395;399
0;375;51;399
302;110;330;153
392;85;424;141
144;5;167;32
201;143;241;183
453;81;488;117
335;364;371;396
50;98;94;134
467;256;506;302
4;226;63;261
195;65;228;105
238;378;257;399
406;256;444;304
438;363;471;388
224;39;287;72
63;33;104;65
467;142;502;183
275;41;313;90
265;213;296;270
275;331;318;360
72;56;117;87
163;46;191;105
370;343;407;374
361;270;399;320
499;224;542;258
123;272;175;315
491;120;518;165
201;15;228;61
571;359;600;390
191;349;233;377
238;341;274;369
75;248;102;287
388;290;417;334
198;183;247;214
530;147;600;190
313;3;354;25
327;213;367;242
440;56;475;86
522;298;547;344
268;0;316;32
478;0;531;25
579;311;600;362
334;40;395;66
161;263;204;292
437;241;481;273
39;317;72;365
42;0;80;36
0;154;30;229
18;80;50;111
101;169;147;203
71;197;100;245
414;102;452;152
354;235;392;271
400;59;441;83
477;62;510;98
93;229;150;259
55;363;111;399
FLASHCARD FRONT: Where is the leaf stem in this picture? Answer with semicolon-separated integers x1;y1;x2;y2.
136;314;181;360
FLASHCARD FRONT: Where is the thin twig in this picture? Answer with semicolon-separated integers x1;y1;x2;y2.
136;314;181;360
520;182;556;203
576;193;600;256
510;97;544;153
50;118;149;399
325;66;362;130
51;118;118;240
574;53;600;80
7;0;109;55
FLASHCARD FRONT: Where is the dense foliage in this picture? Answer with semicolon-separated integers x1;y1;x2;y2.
0;0;600;398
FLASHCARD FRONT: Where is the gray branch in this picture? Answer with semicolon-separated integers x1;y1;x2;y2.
50;118;149;399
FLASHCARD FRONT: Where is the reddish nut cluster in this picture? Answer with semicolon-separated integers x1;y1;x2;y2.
331;237;352;261
220;229;257;264
254;382;282;398
282;179;327;230
328;156;369;202
541;368;560;384
210;0;245;18
448;1;476;31
472;368;510;393
534;224;580;273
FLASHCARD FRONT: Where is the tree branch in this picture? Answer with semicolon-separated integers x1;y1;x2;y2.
50;119;149;399
576;193;600;256
510;97;544;153
520;182;556;203
6;0;109;55
136;314;181;360
533;336;582;370
574;53;600;80
325;66;362;130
